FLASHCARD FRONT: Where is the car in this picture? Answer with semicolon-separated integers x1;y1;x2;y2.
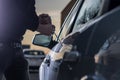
23;49;45;72
33;0;120;80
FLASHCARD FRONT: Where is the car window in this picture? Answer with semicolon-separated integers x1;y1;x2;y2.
72;0;102;32
57;0;83;41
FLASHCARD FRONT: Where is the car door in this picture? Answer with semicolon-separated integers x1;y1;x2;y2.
56;0;105;80
39;0;111;80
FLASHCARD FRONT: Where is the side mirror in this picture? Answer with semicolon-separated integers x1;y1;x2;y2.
32;34;52;47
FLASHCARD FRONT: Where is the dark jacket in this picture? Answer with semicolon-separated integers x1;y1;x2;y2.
0;0;39;42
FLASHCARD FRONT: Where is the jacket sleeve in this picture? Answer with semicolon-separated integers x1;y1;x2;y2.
26;0;39;31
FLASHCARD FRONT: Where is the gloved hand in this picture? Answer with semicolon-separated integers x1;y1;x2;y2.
37;14;55;36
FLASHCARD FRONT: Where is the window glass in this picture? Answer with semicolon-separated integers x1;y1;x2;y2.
57;0;82;41
72;0;101;32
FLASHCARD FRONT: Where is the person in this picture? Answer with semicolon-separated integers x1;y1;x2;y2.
0;0;55;80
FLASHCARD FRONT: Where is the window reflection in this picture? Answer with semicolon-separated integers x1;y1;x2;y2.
72;0;101;32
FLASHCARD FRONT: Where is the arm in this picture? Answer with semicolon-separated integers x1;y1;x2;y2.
26;0;39;31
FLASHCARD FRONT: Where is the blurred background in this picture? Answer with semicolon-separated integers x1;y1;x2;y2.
22;0;71;54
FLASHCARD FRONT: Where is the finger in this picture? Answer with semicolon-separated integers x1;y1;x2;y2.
52;25;55;31
52;25;55;34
